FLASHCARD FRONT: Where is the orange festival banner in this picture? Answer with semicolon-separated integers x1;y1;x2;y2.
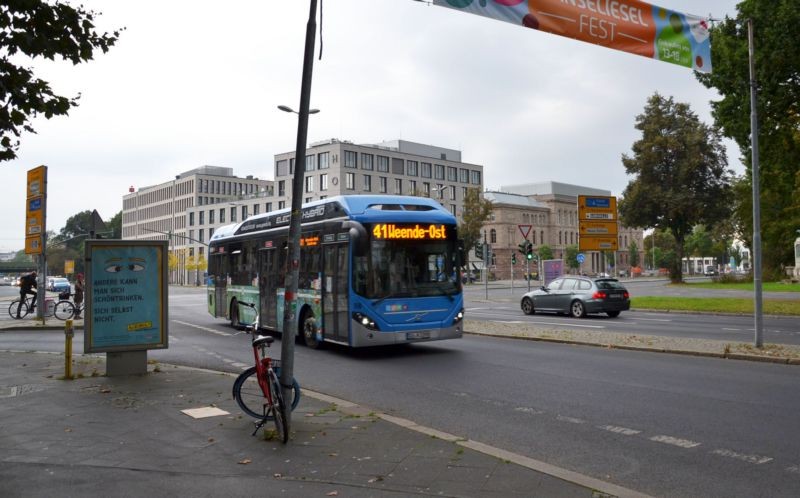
432;0;712;73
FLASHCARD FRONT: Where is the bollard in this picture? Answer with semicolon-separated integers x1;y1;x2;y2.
64;319;74;380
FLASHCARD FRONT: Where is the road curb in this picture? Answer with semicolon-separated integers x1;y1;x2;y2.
464;330;799;365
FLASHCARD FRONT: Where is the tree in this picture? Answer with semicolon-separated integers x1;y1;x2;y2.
696;0;800;275
1;2;122;161
619;94;733;283
11;250;33;263
565;245;580;272
628;241;640;268
458;188;492;270
107;211;122;239
537;245;554;262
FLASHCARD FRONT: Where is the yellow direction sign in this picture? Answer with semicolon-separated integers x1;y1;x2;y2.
25;235;43;255
578;195;617;220
27;165;47;197
579;236;618;251
65;260;75;275
579;220;618;236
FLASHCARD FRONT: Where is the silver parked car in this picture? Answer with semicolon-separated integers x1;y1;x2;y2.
520;276;630;318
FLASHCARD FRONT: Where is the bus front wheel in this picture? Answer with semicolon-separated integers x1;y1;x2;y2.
302;312;321;349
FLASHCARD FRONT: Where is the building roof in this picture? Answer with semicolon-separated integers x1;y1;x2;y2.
483;191;547;209
499;181;611;197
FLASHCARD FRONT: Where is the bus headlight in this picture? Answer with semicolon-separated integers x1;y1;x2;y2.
453;308;464;324
353;312;379;331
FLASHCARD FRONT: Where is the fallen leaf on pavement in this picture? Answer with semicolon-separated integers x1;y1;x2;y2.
238;458;252;465
326;492;338;496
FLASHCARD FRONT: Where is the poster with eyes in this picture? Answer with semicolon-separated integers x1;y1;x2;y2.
84;240;168;353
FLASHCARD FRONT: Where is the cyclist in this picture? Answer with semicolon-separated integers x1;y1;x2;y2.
74;273;85;318
17;270;38;318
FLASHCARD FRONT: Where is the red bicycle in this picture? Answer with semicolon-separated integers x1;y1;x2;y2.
231;301;290;443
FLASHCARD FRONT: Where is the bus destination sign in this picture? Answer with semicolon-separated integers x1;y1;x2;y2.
372;224;447;240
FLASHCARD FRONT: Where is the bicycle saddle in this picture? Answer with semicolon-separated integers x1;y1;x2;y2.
253;335;274;347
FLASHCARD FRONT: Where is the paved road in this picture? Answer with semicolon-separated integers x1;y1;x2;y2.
3;286;799;497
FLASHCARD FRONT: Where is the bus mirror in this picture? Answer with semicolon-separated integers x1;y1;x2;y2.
344;221;368;256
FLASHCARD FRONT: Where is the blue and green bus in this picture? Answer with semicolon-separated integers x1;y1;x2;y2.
207;195;464;348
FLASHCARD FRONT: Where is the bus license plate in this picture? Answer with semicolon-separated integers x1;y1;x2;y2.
407;331;430;340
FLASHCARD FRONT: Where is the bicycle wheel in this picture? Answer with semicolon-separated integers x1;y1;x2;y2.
8;300;28;319
54;301;76;320
232;366;301;419
268;368;289;444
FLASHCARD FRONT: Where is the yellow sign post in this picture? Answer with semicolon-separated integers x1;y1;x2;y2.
65;260;75;275
578;195;618;252
25;166;47;256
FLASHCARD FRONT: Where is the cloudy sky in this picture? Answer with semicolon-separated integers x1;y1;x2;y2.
2;0;742;252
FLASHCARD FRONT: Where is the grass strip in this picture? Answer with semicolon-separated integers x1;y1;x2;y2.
631;296;800;316
682;282;800;292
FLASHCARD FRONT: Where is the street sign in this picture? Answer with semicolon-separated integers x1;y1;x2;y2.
578;237;619;251
25;235;42;255
518;224;532;239
25;166;47;255
579;220;618;236
65;260;75;274
576;253;585;264
578;195;617;220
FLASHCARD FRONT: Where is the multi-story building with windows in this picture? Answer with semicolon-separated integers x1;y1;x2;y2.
480;182;644;279
272;139;484;218
122;165;273;283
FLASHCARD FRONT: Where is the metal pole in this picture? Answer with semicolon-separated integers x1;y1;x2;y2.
483;232;488;300
748;18;763;348
281;0;317;430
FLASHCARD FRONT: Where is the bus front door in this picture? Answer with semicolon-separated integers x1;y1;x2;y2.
259;248;279;330
323;243;350;343
214;273;226;317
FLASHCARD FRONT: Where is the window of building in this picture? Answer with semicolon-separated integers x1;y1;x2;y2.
253;204;260;215
490;229;497;243
305;196;313;203
305;175;314;193
391;158;404;175
305;154;315;172
241;205;248;220
407;160;418;176
559;231;562;244
459;168;469;183
436;183;444;199
231;207;237;222
278;180;285;197
278;201;285;209
209;209;214;224
421;162;432;178
361;153;373;170
363;174;371;191
462;187;468;200
220;208;225;223
448;185;456;200
344;150;357;168
409;180;417;194
199;229;204;243
199;211;204;225
318;151;330;170
377;155;389;172
379;177;387;193
265;202;272;212
209;228;214;239
189;212;195;226
289;158;295;175
394;178;403;195
447;166;458;181
423;182;430;196
320;173;328;191
346;172;355;190
450;204;457;215
434;164;445;180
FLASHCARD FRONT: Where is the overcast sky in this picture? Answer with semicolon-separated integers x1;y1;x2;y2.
2;0;742;253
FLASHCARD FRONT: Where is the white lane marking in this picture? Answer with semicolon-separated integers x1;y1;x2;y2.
172;320;231;336
530;321;605;329
556;415;585;424
635;318;672;322
514;407;545;415
231;362;248;369
599;425;641;436
649;435;701;448
722;328;741;331
711;448;773;465
195;347;208;352
222;358;234;363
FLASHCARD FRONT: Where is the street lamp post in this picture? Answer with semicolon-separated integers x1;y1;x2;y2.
279;0;319;434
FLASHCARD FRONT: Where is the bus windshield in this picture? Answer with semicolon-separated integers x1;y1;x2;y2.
353;236;460;300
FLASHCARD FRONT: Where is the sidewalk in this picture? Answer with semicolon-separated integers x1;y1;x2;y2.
0;350;645;498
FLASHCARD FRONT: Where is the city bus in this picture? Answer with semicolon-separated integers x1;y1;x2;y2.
207;195;465;348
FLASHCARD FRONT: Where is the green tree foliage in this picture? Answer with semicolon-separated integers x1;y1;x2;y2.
537;244;554;262
695;1;800;274
11;249;33;263
565;244;580;271
458;188;492;269
0;1;122;161
628;241;640;268
619;94;733;283
107;211;122;239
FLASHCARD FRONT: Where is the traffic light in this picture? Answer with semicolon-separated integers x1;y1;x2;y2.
474;242;483;260
511;253;517;265
526;241;534;260
518;243;527;255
